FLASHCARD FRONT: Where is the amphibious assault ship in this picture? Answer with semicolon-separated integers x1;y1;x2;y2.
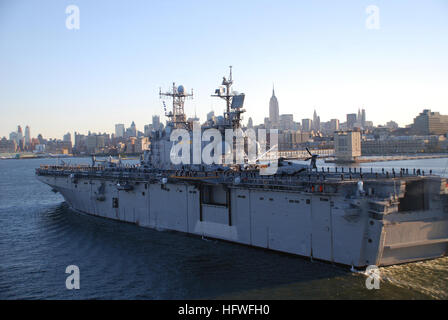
36;68;448;268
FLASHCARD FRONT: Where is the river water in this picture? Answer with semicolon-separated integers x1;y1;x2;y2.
0;157;447;299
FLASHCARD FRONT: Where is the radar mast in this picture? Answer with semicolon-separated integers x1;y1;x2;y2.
160;83;193;129
211;66;246;129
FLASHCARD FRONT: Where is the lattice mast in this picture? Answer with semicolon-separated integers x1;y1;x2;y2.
160;83;193;129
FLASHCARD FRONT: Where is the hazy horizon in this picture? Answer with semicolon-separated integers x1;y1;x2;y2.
1;0;448;139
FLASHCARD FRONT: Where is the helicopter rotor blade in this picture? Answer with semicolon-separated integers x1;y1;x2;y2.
305;147;313;157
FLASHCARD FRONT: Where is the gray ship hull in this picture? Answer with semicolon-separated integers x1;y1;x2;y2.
36;173;448;268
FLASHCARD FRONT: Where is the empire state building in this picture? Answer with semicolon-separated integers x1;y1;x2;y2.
269;86;279;127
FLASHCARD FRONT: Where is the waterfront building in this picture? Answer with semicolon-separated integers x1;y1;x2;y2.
0;138;17;153
412;109;448;135
334;130;361;162
361;135;446;155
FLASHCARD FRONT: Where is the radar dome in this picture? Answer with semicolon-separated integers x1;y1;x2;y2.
177;85;185;94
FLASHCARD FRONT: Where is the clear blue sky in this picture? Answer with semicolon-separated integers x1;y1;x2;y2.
1;0;447;138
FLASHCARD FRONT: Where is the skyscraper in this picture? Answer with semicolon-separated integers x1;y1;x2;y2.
269;86;279;127
130;121;137;137
152;115;161;131
347;113;357;129
412;109;448;135
247;117;253;128
302;119;312;132
115;124;125;138
17;125;23;143
279;114;294;131
25;126;31;146
330;119;339;132
63;132;71;142
9;132;18;143
313;110;320;131
361;109;366;128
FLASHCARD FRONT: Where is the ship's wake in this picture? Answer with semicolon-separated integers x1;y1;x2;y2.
379;257;448;299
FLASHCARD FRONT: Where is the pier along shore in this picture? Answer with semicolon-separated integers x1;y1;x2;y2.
325;153;448;163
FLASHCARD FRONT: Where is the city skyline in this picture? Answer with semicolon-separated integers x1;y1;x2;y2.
1;85;446;140
5;105;447;144
0;105;379;141
1;0;448;138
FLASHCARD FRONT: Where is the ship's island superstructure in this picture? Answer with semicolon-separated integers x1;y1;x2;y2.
36;68;448;267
